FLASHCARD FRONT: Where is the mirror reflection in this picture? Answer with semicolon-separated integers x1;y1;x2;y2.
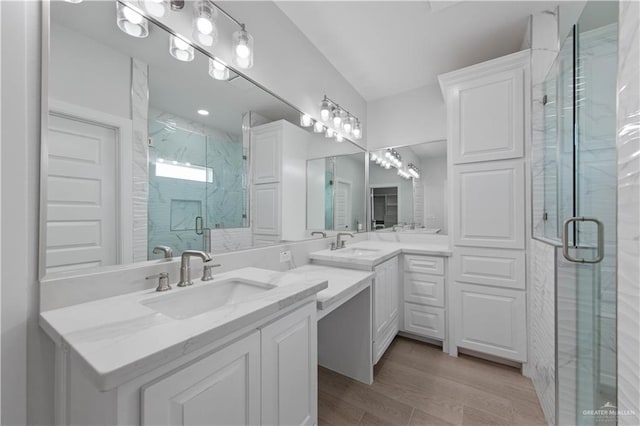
369;141;447;234
43;1;364;276
306;153;366;233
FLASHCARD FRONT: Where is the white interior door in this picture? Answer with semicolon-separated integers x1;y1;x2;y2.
46;113;118;273
333;180;352;230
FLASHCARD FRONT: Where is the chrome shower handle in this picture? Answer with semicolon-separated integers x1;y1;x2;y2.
562;217;605;264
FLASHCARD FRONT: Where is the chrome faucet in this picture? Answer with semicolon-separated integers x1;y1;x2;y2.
311;231;327;238
177;250;212;287
392;224;403;232
152;245;173;259
336;232;354;249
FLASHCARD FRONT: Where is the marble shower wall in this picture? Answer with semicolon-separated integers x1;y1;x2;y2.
616;1;640;423
147;108;247;258
528;9;559;426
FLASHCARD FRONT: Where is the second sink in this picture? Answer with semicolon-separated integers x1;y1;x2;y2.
142;278;276;319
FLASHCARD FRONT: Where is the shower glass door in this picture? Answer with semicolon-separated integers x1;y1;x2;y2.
555;2;618;425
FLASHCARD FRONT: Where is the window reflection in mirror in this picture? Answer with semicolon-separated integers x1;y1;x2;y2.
369;141;447;235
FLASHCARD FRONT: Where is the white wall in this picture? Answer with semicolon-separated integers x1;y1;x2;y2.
1;2;47;425
421;155;447;233
129;0;367;149
366;82;446;151
50;23;131;119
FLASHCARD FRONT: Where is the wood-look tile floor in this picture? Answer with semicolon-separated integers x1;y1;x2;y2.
318;337;547;426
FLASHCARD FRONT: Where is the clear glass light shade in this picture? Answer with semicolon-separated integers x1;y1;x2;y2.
320;99;331;121
335;133;344;143
325;128;335;138
193;1;218;46
144;0;167;17
116;3;149;38
300;114;313;127
232;27;254;69
208;58;229;80
352;120;362;139
332;107;343;127
314;121;325;133
343;116;353;134
169;35;195;62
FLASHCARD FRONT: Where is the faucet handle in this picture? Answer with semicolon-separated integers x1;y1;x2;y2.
201;263;222;281
146;272;171;292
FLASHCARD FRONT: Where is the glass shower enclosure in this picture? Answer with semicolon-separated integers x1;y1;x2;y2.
536;2;618;424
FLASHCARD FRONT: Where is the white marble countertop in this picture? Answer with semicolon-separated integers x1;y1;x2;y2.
286;264;374;312
309;240;452;270
39;267;327;391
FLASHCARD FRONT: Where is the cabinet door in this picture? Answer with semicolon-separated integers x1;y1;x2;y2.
141;331;260;426
373;257;399;364
253;183;281;235
404;272;445;307
251;126;281;184
373;262;389;339
455;283;526;362
404;303;445;339
262;302;317;426
452;160;525;249
450;69;524;164
387;257;399;323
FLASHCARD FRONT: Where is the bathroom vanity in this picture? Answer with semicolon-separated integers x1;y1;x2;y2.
40;268;327;426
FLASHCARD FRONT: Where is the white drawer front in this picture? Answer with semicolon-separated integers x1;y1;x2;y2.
453;247;525;289
404;273;445;307
404;255;444;275
403;303;445;340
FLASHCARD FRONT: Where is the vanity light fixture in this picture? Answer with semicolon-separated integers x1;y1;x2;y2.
197;109;209;116
397;168;411;179
318;95;361;142
332;106;343;128
208;58;230;80
352;120;362;139
335;133;344;143
408;163;420;179
313;121;325;133
116;2;149;38
343;115;354;135
193;0;218;47
169;34;195;62
325;127;335;138
144;0;167;18
300;114;313;128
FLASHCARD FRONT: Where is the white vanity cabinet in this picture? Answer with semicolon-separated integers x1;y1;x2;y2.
402;255;446;341
372;256;399;364
251;120;308;243
57;301;318;426
439;50;529;363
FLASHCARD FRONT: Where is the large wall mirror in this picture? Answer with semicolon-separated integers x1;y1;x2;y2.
368;141;448;235
40;1;364;278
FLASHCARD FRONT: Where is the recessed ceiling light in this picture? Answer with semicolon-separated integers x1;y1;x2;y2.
197;109;209;116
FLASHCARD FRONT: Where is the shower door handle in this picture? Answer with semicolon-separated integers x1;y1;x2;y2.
562;217;605;264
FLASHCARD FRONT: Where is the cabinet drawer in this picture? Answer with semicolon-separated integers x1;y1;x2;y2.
404;255;444;275
404;303;445;340
453;247;525;289
404;273;445;307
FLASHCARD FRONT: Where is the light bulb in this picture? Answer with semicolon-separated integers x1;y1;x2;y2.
320;99;331;121
197;17;213;34
300;114;313;127
325;128;335;138
236;43;250;59
208;58;229;80
352;121;362;139
370;153;378;162
385;151;392;159
314;121;324;133
117;3;149;38
335;134;344;143
144;0;166;17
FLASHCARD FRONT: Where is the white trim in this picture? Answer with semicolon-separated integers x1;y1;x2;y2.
334;177;353;230
45;99;134;270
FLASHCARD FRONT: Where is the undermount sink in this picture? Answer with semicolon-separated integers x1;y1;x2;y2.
142;278;276;319
337;247;381;256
